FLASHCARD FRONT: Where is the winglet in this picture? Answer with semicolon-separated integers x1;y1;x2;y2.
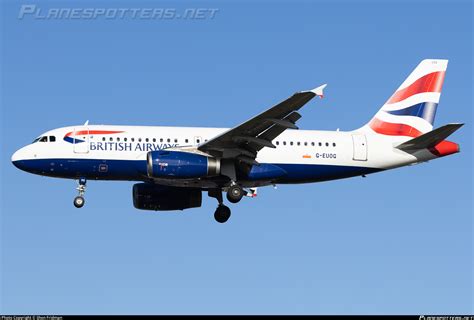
309;84;327;99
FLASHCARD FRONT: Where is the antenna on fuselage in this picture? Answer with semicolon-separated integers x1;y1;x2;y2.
83;120;89;126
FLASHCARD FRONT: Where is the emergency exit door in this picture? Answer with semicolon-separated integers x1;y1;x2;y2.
73;127;89;154
352;134;367;161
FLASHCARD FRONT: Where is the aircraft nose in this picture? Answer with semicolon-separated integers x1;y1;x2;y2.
11;149;21;162
11;147;29;171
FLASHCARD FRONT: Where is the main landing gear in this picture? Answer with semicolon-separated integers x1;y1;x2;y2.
214;205;231;224
73;178;87;208
208;189;232;223
209;184;246;223
226;184;244;203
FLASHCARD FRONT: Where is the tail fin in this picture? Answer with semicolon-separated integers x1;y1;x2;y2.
361;59;448;137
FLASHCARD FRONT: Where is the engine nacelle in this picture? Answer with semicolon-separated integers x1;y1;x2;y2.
147;150;220;179
132;183;202;211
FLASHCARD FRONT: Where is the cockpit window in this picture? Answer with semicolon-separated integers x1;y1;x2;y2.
32;136;56;143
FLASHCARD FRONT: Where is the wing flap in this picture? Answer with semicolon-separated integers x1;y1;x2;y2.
268;118;299;129
254;112;301;151
233;136;276;148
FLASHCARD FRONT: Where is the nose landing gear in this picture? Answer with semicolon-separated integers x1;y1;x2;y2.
74;196;85;208
73;178;87;208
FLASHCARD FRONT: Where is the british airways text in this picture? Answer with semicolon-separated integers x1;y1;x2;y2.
90;142;177;152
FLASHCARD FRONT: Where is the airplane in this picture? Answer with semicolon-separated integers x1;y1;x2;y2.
11;59;463;223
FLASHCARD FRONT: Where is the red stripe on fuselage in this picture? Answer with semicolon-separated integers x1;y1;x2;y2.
387;71;445;104
369;118;423;137
65;130;124;137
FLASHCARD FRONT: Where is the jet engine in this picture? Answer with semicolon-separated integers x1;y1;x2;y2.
132;183;202;211
146;150;220;179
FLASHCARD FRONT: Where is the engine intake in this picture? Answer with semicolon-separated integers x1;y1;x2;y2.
132;183;202;211
147;150;220;179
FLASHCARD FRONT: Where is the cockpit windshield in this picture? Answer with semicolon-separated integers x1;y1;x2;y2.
32;136;56;143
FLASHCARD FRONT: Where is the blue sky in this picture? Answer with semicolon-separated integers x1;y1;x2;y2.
1;0;472;315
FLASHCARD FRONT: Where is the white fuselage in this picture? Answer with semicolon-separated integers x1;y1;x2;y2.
11;124;437;188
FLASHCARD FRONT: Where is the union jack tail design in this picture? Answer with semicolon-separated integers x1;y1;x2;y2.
362;59;448;138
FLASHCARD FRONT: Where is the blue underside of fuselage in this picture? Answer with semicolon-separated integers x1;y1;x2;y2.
12;158;383;184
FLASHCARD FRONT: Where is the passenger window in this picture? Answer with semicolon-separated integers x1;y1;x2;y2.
311;142;315;146
290;142;293;146
196;139;200;143
167;138;171;143
333;142;336;147
102;137;106;141
131;138;135;142
185;139;189;143
304;142;307;146
283;141;286;146
276;141;279;146
117;137;120;142
152;138;156;142
297;142;300;146
145;138;149;142
124;137;128;142
318;142;322;147
138;138;142;142
49;136;56;142
326;142;329;147
109;137;113;141
175;139;178;143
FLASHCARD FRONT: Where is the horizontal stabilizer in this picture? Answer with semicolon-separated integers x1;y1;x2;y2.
396;123;463;151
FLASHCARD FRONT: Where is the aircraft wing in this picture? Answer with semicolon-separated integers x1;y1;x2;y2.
198;84;327;166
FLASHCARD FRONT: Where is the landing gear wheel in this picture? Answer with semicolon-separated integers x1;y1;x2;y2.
214;205;231;223
74;196;85;208
73;178;87;208
227;185;244;203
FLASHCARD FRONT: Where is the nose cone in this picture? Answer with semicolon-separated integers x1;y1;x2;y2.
11;149;21;162
11;147;30;171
